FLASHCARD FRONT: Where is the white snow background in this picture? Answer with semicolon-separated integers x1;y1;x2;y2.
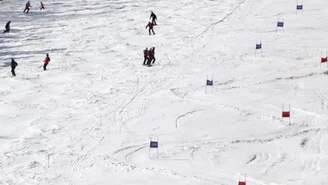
1;0;328;184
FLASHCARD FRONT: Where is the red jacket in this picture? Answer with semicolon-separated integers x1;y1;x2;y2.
44;56;50;64
40;2;44;8
26;2;31;8
148;50;153;59
143;49;147;57
146;22;153;29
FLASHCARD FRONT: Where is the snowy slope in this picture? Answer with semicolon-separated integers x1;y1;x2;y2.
1;0;328;184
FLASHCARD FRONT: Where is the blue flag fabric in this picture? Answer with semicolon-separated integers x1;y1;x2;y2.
277;22;284;27
206;80;213;86
150;141;158;148
256;43;262;49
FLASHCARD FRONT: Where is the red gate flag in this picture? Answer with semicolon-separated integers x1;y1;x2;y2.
282;111;290;118
321;57;327;63
238;181;246;185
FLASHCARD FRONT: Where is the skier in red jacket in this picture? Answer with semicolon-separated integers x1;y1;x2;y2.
147;49;154;66
23;1;32;13
143;48;148;65
40;2;45;10
43;53;50;70
145;22;155;35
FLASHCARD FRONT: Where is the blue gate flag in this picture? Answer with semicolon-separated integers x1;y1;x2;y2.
277;22;284;27
150;141;158;148
297;5;303;10
206;80;213;86
256;43;262;49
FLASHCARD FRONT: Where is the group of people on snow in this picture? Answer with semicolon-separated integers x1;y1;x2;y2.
23;1;45;13
4;1;50;76
4;1;45;33
145;11;157;35
143;47;156;66
142;12;157;66
4;2;158;76
9;54;51;77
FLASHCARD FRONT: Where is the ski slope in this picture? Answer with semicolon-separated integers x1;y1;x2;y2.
1;0;328;184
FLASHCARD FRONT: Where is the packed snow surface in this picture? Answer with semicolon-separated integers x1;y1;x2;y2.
1;0;328;184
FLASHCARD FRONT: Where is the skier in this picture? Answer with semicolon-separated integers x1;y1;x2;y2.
23;1;32;13
147;49;154;66
11;59;18;76
3;21;11;33
150;47;156;64
145;22;155;35
143;48;148;65
150;11;157;25
40;2;45;10
43;53;50;70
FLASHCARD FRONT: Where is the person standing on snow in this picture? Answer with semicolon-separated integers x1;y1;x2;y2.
43;53;50;70
143;48;148;65
23;1;32;13
150;47;156;64
147;49;154;66
150;11;157;25
3;21;11;33
40;2;45;10
146;22;155;35
11;59;18;76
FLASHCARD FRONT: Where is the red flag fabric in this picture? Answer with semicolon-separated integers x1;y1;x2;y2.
321;57;327;63
238;181;246;185
282;111;290;118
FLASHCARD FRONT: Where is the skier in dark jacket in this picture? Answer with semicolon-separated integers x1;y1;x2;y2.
146;22;155;35
3;21;11;33
43;53;50;70
150;11;157;25
11;59;18;76
150;47;155;64
143;48;148;65
23;1;32;13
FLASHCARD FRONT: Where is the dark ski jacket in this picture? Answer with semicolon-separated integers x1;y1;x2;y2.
148;49;153;59
5;21;11;30
143;48;148;57
150;12;157;20
146;22;153;29
11;59;18;69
